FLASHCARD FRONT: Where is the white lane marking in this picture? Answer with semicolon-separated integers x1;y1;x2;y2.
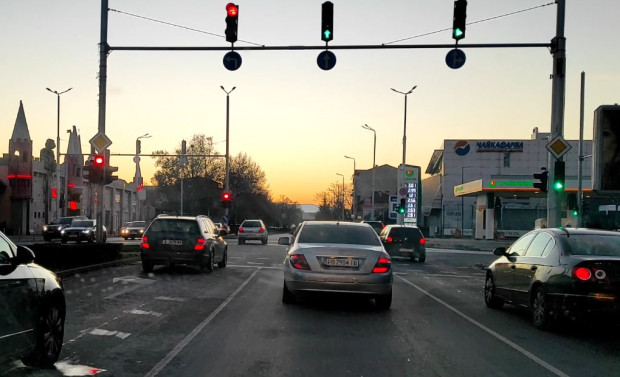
89;328;131;339
396;275;570;377
112;276;155;284
104;284;144;299
256;257;270;260
145;269;260;377
416;273;484;279
125;309;162;317
229;256;243;259
247;261;264;265
227;264;281;270
155;296;186;302
426;248;491;255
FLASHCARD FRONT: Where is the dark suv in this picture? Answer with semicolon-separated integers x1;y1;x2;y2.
379;225;426;263
42;215;87;241
140;215;227;273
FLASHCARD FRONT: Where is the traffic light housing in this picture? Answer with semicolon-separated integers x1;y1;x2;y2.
321;1;334;42
225;3;239;43
398;198;406;214
533;169;548;193
104;164;119;185
452;0;467;40
221;191;232;208
87;154;105;184
554;160;565;191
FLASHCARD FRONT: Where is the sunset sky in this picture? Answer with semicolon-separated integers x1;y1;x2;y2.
1;1;618;205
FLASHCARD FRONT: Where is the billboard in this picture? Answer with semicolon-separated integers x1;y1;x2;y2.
593;105;620;191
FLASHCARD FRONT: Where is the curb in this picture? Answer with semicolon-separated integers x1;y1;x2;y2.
56;256;141;278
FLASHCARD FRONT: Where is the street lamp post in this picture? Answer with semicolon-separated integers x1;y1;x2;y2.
344;155;356;219
220;86;236;218
46;87;73;218
336;173;345;220
136;133;151;221
390;85;417;166
362;124;376;220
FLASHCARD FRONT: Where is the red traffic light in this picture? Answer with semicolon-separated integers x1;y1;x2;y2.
222;192;231;201
226;3;238;17
93;155;105;166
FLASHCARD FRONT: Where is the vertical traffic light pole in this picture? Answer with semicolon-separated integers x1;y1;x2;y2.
547;0;566;228
96;0;109;243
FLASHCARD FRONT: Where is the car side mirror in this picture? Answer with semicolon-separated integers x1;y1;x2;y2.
493;247;507;256
14;245;36;265
278;237;291;246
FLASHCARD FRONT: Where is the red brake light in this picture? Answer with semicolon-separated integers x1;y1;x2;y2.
194;238;206;251
238;227;244;233
386;236;393;243
574;267;592;281
419;238;426;245
372;256;391;273
290;254;310;270
141;237;150;249
259;227;265;233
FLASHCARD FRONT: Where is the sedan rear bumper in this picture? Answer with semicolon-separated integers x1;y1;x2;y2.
550;291;620;318
284;268;392;295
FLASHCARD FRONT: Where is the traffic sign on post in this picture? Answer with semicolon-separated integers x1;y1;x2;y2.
317;50;336;70
446;49;466;69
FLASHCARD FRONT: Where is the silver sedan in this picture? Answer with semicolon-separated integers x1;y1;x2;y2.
278;221;393;309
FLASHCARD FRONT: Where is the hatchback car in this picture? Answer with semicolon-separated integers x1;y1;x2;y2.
120;221;147;240
140;215;227;273
485;228;620;330
278;221;393;309
60;219;107;243
238;219;268;245
379;225;426;262
0;230;66;368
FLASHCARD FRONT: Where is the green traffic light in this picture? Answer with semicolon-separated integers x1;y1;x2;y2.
398;207;405;214
572;210;578;216
554;181;564;191
453;28;464;38
323;30;331;40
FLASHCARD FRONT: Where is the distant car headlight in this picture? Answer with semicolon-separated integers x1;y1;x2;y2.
60;229;66;235
43;225;48;231
121;229;128;234
139;229;144;234
82;229;91;234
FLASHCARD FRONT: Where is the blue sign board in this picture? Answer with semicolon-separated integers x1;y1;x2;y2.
223;51;242;71
445;49;466;69
317;51;337;71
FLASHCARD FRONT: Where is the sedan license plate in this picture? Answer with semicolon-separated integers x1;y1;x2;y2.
162;239;183;245
321;257;359;268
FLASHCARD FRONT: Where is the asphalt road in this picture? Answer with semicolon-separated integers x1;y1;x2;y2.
4;237;620;377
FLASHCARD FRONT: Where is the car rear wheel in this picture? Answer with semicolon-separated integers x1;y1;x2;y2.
22;299;65;368
282;282;295;304
484;274;504;309
202;250;215;273
142;261;154;273
532;286;554;330
218;249;227;268
375;291;392;310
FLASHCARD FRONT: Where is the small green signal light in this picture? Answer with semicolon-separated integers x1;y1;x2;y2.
554;181;564;191
572;209;578;216
453;28;464;39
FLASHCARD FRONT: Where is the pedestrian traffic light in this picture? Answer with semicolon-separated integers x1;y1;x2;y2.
321;1;334;42
398;198;406;214
221;191;232;208
533;168;548;193
225;3;239;43
554;160;565;191
452;0;467;41
87;154;105;184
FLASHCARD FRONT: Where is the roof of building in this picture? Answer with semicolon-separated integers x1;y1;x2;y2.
11;101;31;141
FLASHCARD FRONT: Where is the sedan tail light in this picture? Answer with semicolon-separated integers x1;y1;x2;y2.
290;254;310;270
386;236;393;243
372;255;391;273
419;238;426;245
141;236;150;249
238;227;244;233
195;238;207;251
259;227;265;233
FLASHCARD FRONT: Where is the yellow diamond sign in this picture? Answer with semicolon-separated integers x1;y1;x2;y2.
89;132;112;154
545;135;571;159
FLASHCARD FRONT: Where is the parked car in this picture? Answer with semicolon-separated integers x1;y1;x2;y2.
238;219;268;245
120;221;147;240
42;215;87;241
60;219;106;243
379;224;426;262
0;230;66;368
140;215;227;273
484;227;620;330
278;221;393;309
361;220;385;234
214;222;230;236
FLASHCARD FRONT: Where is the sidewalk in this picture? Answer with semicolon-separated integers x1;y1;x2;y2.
424;237;513;252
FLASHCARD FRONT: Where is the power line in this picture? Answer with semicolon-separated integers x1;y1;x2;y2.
108;8;264;47
383;2;555;45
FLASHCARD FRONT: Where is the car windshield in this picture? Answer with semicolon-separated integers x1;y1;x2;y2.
129;221;146;228
298;223;381;246
565;234;620;256
70;220;94;228
241;221;262;228
148;219;199;234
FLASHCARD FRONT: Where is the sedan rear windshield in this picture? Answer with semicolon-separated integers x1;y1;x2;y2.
298;224;381;246
71;220;94;228
148;219;200;234
389;228;423;239
566;235;620;256
241;221;262;228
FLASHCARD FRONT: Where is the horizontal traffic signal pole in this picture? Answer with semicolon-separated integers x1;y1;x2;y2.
107;42;551;52
109;153;227;158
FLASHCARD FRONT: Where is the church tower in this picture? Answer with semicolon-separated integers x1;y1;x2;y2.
8;101;33;234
